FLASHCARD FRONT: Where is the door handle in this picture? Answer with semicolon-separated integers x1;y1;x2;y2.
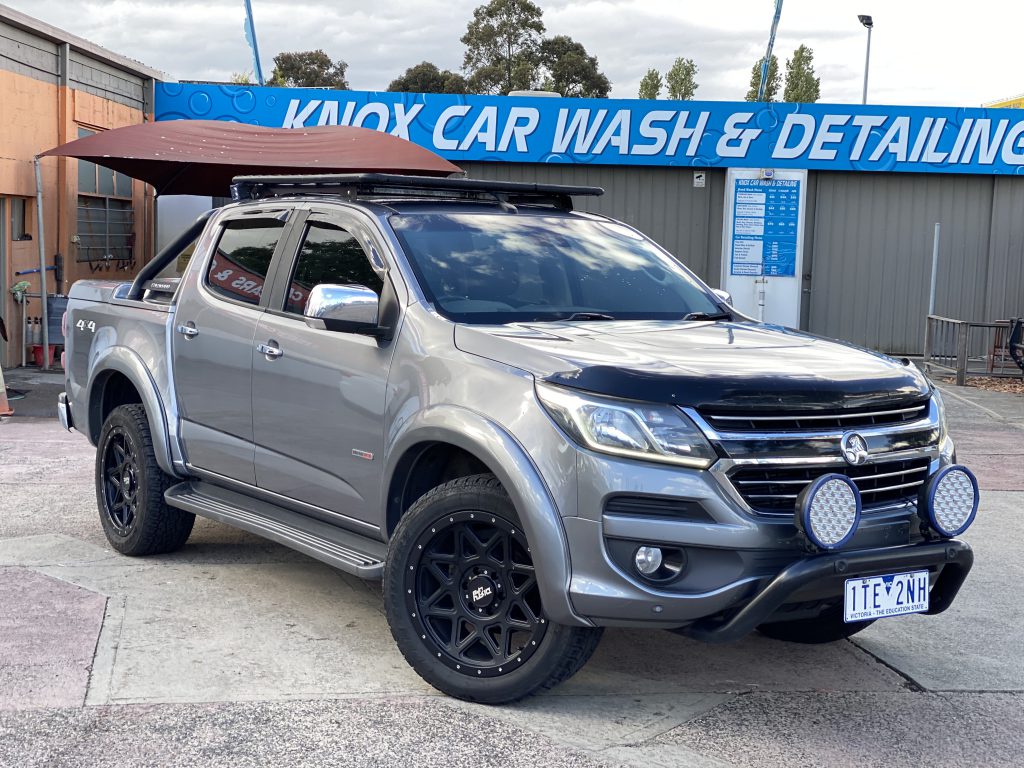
256;342;283;359
176;323;199;338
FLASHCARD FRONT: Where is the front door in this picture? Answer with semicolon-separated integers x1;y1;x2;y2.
173;209;293;484
252;209;399;531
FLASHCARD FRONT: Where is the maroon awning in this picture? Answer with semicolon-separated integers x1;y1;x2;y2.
40;119;462;196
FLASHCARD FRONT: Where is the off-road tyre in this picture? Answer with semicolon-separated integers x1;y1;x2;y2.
95;404;194;555
384;473;603;703
757;605;874;644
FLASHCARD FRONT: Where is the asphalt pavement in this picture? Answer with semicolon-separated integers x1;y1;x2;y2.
1;366;1022;767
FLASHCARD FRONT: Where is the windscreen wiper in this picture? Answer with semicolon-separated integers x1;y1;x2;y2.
681;311;732;322
564;312;617;321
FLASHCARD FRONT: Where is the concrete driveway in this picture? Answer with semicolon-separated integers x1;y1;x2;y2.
1;379;1022;767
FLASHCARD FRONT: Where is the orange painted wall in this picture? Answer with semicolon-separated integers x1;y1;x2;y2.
0;67;152;368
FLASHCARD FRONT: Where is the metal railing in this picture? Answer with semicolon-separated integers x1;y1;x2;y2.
923;315;1022;385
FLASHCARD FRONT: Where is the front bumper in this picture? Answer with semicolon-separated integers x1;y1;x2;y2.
683;538;973;643
57;392;74;431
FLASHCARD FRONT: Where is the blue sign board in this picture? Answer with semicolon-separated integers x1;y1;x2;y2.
730;178;800;277
156;82;1024;175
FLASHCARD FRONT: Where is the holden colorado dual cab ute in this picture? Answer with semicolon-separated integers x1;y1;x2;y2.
59;173;978;703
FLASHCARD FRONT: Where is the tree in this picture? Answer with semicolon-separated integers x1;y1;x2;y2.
538;35;610;98
268;50;349;89
229;71;253;84
461;0;545;94
665;57;699;100
388;61;468;94
745;54;780;102
783;44;821;103
638;69;662;100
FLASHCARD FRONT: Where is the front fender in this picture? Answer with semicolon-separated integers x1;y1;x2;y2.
384;405;591;628
86;345;180;478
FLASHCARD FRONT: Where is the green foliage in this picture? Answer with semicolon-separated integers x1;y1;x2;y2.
293;238;381;293
229;245;274;277
229;71;253;84
665;57;699;100
745;54;780;102
538;35;610;98
637;69;662;100
268;49;349;89
461;0;546;94
388;61;469;94
783;44;821;103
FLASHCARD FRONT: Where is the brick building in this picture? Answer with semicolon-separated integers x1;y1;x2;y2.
0;4;162;367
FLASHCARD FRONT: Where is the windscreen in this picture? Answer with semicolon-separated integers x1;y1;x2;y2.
390;212;722;324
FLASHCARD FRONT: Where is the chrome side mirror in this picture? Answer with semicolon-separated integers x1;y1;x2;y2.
712;288;733;306
304;284;380;333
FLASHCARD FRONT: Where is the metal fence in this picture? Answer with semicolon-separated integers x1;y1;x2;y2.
923;315;1023;385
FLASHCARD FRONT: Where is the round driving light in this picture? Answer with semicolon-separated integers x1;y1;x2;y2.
795;474;862;550
922;465;978;537
634;546;664;575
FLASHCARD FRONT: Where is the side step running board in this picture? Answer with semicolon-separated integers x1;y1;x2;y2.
165;480;387;579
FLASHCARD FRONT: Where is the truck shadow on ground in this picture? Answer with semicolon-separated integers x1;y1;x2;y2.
142;522;907;700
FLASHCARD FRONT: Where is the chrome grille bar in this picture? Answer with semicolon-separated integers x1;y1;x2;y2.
727;456;932;515
699;401;930;434
708;405;927;422
734;465;928;486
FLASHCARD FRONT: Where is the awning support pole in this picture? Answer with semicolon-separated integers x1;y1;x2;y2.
33;156;49;370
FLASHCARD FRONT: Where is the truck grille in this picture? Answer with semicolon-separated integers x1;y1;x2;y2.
700;400;930;433
729;457;931;515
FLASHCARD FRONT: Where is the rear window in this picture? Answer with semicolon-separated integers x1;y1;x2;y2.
205;219;285;306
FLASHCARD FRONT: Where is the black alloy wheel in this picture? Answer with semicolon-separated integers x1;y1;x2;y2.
405;510;547;677
384;474;603;703
101;427;141;535
95;404;195;556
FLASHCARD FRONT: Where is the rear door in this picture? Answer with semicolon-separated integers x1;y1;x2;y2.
251;207;400;531
173;206;299;484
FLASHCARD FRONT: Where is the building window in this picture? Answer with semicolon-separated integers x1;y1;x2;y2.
10;198;29;240
76;126;134;269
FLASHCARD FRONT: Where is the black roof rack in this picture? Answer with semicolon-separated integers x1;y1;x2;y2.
229;173;604;211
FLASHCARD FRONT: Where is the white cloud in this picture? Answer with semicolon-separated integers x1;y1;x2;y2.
4;0;1020;106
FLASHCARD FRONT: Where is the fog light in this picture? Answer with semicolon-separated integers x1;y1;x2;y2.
795;474;861;550
922;465;978;537
634;546;663;575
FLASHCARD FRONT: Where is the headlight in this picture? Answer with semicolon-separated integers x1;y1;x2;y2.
536;382;716;468
932;389;948;441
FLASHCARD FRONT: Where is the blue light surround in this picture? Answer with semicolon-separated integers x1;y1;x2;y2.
795;473;863;551
922;465;979;537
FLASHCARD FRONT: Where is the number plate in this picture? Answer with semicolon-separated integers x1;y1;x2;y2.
843;570;930;623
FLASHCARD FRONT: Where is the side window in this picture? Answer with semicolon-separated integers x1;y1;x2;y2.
284;222;384;315
205;219;285;305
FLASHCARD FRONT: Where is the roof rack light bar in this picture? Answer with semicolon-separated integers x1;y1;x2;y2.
230;173;604;210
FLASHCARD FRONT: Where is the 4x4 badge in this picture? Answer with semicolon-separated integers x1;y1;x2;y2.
841;432;869;465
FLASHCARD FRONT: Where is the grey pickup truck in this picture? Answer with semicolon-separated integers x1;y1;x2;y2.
59;173;978;703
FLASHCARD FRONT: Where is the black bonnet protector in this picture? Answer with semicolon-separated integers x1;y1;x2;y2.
454;321;932;411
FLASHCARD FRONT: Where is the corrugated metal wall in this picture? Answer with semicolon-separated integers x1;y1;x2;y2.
458;162;1023;354
459;162;726;284
986;178;1024;325
808;172;996;353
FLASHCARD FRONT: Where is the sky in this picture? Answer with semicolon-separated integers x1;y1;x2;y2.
4;0;1021;107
